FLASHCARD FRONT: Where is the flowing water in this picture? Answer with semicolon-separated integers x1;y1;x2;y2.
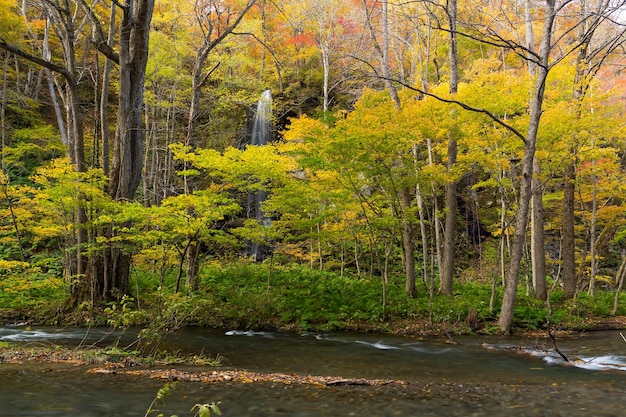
246;89;272;261
1;326;626;416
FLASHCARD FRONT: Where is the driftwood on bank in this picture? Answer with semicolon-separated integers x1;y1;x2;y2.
90;367;405;388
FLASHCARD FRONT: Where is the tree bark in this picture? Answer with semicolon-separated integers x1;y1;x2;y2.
440;0;458;296
498;0;556;334
588;167;598;296
531;157;547;300
400;189;416;298
101;0;154;300
100;3;116;177
381;0;400;109
440;138;456;295
562;161;577;299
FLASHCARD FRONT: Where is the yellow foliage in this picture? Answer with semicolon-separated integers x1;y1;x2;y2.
0;259;29;271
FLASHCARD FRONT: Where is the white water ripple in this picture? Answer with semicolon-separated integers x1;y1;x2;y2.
355;340;401;350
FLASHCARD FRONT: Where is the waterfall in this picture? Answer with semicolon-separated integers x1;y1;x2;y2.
247;90;272;261
251;89;272;146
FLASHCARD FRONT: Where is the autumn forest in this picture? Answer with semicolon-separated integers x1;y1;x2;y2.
1;0;626;335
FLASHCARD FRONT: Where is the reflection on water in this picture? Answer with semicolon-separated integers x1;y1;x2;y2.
2;326;626;416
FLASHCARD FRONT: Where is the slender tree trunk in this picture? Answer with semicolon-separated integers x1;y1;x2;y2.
526;5;546;300
498;0;556;334
524;0;536;76
440;0;458;295
448;0;458;93
612;253;626;315
562;162;577;299
416;184;431;294
44;22;68;145
414;142;431;296
588;166;598;296
100;3;116;177
381;0;400;109
531;157;547;300
400;189;417;297
427;139;443;274
440;139;456;295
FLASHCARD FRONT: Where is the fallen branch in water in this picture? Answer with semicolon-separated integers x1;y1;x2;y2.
548;327;569;362
90;367;406;388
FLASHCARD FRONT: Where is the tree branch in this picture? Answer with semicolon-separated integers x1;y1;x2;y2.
231;31;283;69
0;38;74;85
76;0;120;64
378;76;528;145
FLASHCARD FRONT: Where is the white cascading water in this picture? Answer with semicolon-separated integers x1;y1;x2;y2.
248;90;272;261
251;89;272;146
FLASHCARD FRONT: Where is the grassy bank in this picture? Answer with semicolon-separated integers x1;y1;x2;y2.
2;262;626;335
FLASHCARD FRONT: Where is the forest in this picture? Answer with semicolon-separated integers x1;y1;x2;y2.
1;0;626;336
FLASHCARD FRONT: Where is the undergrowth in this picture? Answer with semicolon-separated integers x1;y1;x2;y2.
2;261;625;334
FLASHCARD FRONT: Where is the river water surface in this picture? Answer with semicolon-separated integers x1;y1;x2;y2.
1;326;626;416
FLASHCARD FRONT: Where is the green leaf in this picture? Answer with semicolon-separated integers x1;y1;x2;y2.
210;403;222;416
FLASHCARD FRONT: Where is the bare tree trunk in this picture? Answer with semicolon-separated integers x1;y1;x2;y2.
531;157;547;300
498;0;556;334
44;20;68;145
448;0;458;93
588;165;598;296
381;0;400;108
416;184;431;295
524;0;536;76
527;3;546;300
612;253;626;315
440;0;458;295
100;3;116;177
562;162;577;299
427;139;443;274
414;142;431;296
440;138;456;295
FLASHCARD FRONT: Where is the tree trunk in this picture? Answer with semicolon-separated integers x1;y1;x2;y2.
440;0;458;295
440;138;457;295
100;3;116;177
524;0;536;76
498;0;556;334
44;20;68;146
400;189;417;297
108;0;154;201
427;139;443;275
588;167;598;296
531;157;547;300
103;0;155;300
612;253;626;315
414;142;432;297
448;0;458;94
185;241;201;292
562;162;577;300
381;0;400;109
527;4;546;300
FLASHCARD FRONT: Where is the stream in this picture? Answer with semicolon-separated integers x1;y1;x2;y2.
1;325;626;416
